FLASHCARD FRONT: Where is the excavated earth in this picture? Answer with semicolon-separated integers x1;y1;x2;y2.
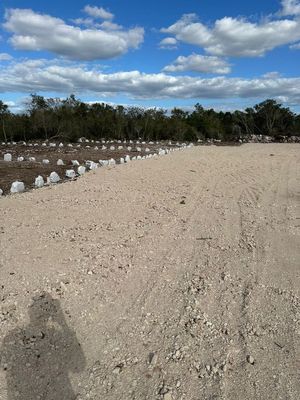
0;143;299;400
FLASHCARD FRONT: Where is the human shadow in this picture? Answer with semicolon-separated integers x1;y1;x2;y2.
0;292;86;400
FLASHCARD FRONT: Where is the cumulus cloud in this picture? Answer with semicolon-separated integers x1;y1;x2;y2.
159;37;178;49
4;8;144;60
0;53;13;61
0;59;299;104
280;0;300;16
163;54;231;74
83;5;114;20
160;12;300;57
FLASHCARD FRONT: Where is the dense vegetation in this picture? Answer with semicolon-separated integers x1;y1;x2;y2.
1;95;299;143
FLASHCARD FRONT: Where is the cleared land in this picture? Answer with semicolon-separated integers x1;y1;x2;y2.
0;143;299;400
0;141;176;194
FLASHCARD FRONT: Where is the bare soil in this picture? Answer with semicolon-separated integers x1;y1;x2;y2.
0;141;174;194
0;143;299;400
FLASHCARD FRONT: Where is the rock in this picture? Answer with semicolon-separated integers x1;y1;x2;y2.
164;393;173;400
4;153;12;162
57;159;64;165
136;147;142;152
42;159;50;164
34;175;44;188
0;188;3;196
120;157;125;164
86;161;98;170
65;169;76;179
118;146;123;150
247;355;255;365
108;158;116;166
29;157;36;162
59;142;64;147
71;160;80;166
127;146;132;151
10;181;25;193
125;155;131;162
99;160;109;167
49;172;60;183
110;146;115;150
17;156;24;162
77;166;86;175
49;143;56;147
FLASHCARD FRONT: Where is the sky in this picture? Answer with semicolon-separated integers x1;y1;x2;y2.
0;0;300;112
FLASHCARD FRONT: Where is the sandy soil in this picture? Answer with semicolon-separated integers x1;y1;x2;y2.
0;144;299;400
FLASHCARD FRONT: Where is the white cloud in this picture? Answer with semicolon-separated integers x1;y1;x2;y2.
4;8;144;60
161;12;300;57
0;53;13;61
0;59;300;104
163;54;231;74
159;37;178;49
290;42;300;49
83;5;114;20
280;0;300;16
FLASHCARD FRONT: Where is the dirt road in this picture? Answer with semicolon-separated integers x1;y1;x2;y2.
0;144;299;400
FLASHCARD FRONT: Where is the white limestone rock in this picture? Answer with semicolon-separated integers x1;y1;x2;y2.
17;156;24;162
29;157;36;162
99;160;109;167
108;158;116;166
86;161;98;170
65;169;76;179
42;159;50;164
49;172;60;183
4;153;12;162
110;146;115;150
59;142;64;147
71;160;80;166
136;147;142;152
57;159;64;165
0;188;3;196
125;155;131;162
35;175;44;188
10;181;25;193
77;166;86;175
120;157;125;164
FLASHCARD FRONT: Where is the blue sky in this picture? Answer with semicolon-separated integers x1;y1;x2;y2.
0;0;300;112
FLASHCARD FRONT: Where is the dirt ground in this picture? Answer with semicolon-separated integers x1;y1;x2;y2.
0;141;175;194
0;143;299;400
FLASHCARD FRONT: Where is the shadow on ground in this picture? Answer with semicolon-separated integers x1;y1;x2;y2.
0;292;86;399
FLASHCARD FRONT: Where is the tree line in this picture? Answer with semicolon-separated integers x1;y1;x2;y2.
1;95;299;143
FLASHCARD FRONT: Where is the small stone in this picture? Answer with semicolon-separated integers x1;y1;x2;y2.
247;355;255;365
10;181;25;193
57;159;64;166
4;153;12;162
65;169;76;179
77;166;86;175
49;172;60;183
34;175;44;188
42;159;50;164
